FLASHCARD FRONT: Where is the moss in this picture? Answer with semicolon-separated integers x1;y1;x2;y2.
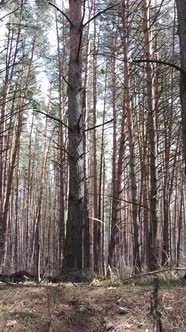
90;276;121;287
99;278;113;286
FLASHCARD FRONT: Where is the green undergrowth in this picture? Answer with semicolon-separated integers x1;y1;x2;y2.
1;270;185;290
89;270;186;289
91;276;112;287
10;311;36;322
121;271;186;289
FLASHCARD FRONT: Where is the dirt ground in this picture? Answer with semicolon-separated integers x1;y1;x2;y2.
0;281;185;332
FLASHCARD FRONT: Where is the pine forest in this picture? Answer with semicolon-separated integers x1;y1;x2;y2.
0;0;186;279
1;1;186;331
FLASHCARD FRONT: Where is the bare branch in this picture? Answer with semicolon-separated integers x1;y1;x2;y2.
149;0;165;30
89;192;149;210
85;118;113;132
0;47;7;56
0;6;20;21
32;109;70;130
53;145;73;158
83;5;116;28
133;59;184;73
125;267;186;280
48;2;73;26
0;61;22;74
61;73;72;89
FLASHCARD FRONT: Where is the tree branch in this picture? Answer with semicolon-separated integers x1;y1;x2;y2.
85;118;113;132
133;59;184;73
149;0;165;30
48;2;73;26
53;145;73;158
0;61;22;74
89;192;149;210
0;6;20;21
33;109;70;130
125;267;186;280
61;73;72;89
83;5;116;28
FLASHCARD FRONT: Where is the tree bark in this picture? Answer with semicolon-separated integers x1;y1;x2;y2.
143;0;158;271
122;0;141;273
175;0;186;173
56;15;65;274
63;0;84;272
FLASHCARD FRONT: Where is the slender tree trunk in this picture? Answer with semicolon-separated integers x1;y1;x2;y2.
108;30;119;266
14;147;20;271
92;6;99;273
56;15;65;274
82;15;91;272
98;65;107;274
176;190;183;266
25;116;34;270
122;0;141;273
143;0;158;271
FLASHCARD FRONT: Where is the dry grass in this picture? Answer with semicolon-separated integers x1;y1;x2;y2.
0;281;185;331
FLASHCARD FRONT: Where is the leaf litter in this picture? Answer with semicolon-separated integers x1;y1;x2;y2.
0;282;185;331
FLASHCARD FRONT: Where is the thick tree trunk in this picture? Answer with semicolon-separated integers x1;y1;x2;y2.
62;0;84;272
175;0;186;173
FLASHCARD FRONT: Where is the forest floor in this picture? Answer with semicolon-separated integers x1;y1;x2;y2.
0;278;185;332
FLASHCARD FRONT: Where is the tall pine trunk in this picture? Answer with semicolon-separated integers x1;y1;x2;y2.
63;0;84;272
143;0;158;271
175;0;186;173
122;0;141;273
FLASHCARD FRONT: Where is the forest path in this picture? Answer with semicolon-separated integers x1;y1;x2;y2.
0;282;185;331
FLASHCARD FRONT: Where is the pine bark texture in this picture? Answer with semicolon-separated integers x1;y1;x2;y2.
143;0;158;271
62;0;84;272
122;1;141;273
176;0;186;173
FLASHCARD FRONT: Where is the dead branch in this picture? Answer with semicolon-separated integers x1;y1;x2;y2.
49;2;73;26
83;5;116;28
0;61;22;74
125;267;186;280
88;192;149;210
133;59;184;73
85;118;113;132
149;0;165;30
32;109;70;130
0;6;20;21
61;74;72;89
